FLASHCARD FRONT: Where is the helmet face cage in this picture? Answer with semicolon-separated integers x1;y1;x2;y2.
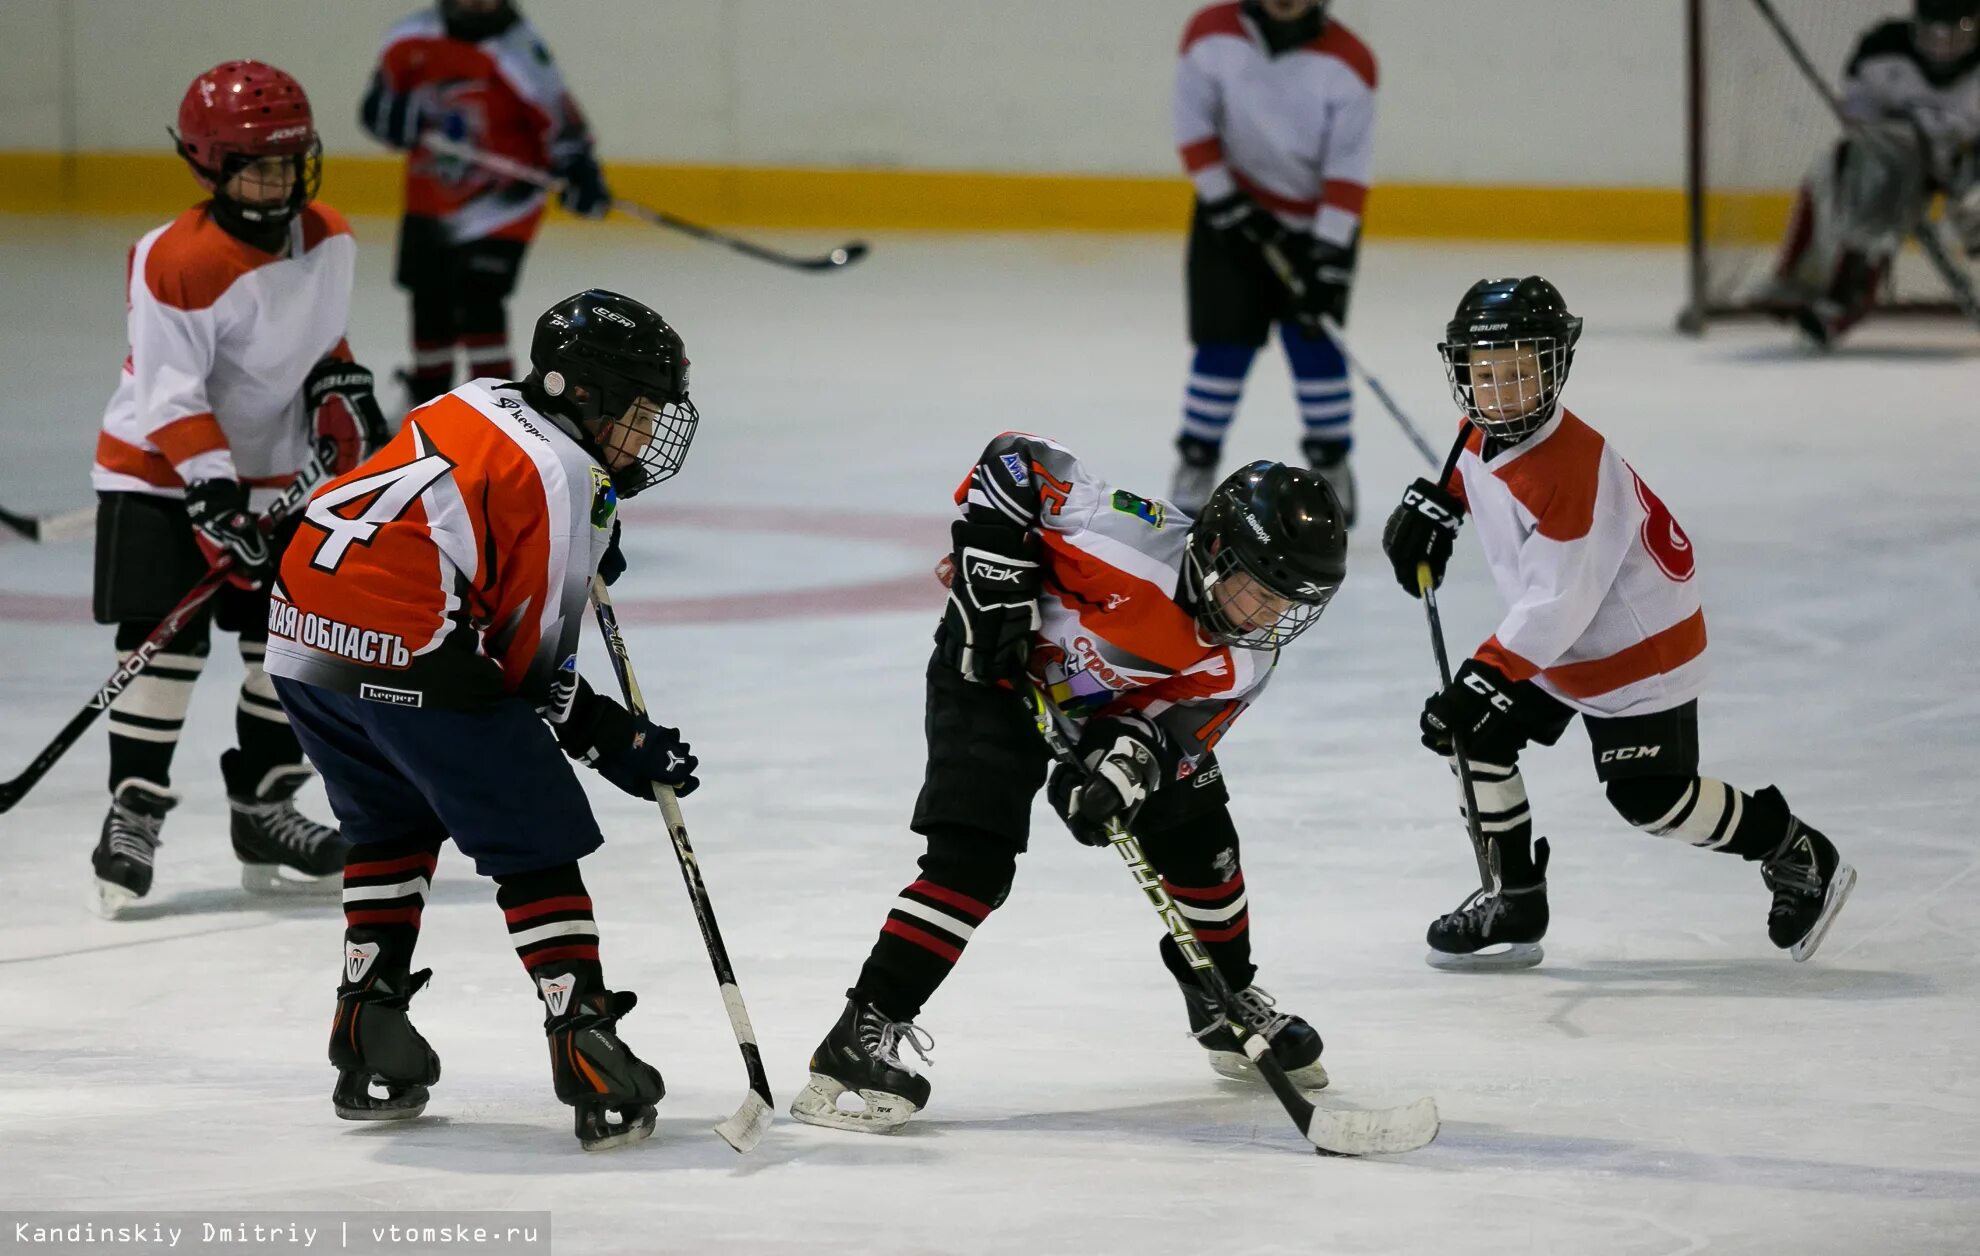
1439;335;1571;442
1916;14;1979;63
596;391;699;497
1188;536;1337;651
202;139;322;227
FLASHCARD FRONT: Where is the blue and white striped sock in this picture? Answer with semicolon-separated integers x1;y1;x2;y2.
1178;343;1258;448
1282;324;1353;447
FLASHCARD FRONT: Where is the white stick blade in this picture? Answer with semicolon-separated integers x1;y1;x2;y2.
1306;1096;1440;1157
714;1091;774;1153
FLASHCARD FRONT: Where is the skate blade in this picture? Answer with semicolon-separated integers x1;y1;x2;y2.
1207;1049;1330;1091
333;1082;431;1122
240;863;341;896
1790;862;1858;963
92;879;141;920
1425;941;1544;972
787;1074;918;1134
577;1103;657;1152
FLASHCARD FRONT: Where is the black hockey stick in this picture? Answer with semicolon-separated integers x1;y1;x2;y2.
426;137;869;273
0;439;336;815
1025;684;1439;1157
587;577;774;1154
0;502;95;544
1748;0;1980;331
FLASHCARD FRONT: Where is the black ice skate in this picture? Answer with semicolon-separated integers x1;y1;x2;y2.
1178;980;1329;1090
91;779;177;919
222;751;349;895
539;968;665;1152
1761;809;1855;962
1426;838;1550;972
1302;435;1356;528
788;993;934;1134
330;955;441;1121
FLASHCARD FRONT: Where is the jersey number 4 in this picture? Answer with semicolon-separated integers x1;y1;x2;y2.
297;424;456;573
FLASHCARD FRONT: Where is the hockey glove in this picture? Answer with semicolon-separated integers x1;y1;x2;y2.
1048;716;1164;847
184;478;275;589
598;519;626;587
1201;190;1294;257
305;358;391;476
555;151;611;219
936;521;1042;685
358;72;430;151
556;679;699;800
1382;477;1466;597
1420;659;1526;763
1294;239;1355;329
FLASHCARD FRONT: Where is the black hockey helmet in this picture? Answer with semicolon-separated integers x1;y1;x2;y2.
1915;0;1980;65
1184;461;1346;650
524;290;698;498
440;0;520;41
1438;275;1583;443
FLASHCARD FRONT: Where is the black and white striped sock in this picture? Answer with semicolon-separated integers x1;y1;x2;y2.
106;648;204;791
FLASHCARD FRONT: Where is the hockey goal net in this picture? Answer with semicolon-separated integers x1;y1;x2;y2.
1681;0;1963;330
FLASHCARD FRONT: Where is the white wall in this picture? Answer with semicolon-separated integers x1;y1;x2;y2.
0;0;1688;187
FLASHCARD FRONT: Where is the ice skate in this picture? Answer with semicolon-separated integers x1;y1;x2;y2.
90;779;178;919
789;993;934;1134
1426;839;1549;971
1302;435;1356;527
223;752;349;895
1178;979;1328;1090
1169;435;1221;517
1761;812;1855;962
540;968;665;1152
330;960;441;1121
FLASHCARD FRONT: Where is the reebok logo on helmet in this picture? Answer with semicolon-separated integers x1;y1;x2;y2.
1242;511;1272;544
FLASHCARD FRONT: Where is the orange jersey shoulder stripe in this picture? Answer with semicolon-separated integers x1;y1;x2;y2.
1040;530;1203;671
1493;411;1605;542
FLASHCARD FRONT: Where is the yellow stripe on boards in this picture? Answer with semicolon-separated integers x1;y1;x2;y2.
0;151;1796;245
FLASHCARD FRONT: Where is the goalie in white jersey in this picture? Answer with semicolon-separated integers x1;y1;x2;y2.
1766;0;1980;344
1381;277;1856;970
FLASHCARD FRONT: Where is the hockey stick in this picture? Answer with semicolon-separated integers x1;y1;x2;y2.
1748;0;1980;331
1025;684;1439;1157
424;136;869;273
0;439;337;815
1253;238;1439;467
0;503;95;544
587;576;774;1154
1419;426;1495;894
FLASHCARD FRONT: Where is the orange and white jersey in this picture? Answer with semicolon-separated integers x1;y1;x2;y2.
1451;409;1708;718
1174;2;1377;249
959;433;1274;779
369;9;593;243
264;380;617;715
92;203;355;508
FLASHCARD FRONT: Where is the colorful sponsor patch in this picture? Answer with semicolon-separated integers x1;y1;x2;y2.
1000;452;1030;486
1110;489;1165;528
590;466;618;529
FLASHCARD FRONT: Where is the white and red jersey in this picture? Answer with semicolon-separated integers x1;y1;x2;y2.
264;380;617;715
1173;2;1377;249
1843;21;1980;182
957;433;1275;778
92;203;355;509
369;9;594;243
1450;410;1707;719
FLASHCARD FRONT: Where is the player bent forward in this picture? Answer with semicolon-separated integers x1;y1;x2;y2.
790;433;1347;1133
263;291;702;1150
1382;276;1856;970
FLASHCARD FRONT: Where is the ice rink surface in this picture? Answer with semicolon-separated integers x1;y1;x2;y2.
1;215;1976;1255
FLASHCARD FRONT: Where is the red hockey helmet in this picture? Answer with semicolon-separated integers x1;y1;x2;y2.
172;61;322;229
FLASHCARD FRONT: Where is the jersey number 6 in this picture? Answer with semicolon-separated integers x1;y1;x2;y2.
297;427;456;573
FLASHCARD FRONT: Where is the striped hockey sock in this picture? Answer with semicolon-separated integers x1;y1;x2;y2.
1452;756;1540;883
340;837;440;988
496;864;603;990
105;646;205;792
1178;343;1258;447
1158;867;1256;988
1282;321;1353;447
460;332;513;382
854;878;995;1022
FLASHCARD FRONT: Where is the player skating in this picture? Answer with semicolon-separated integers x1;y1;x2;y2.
263;291;702;1151
1169;0;1376;521
360;0;610;407
1382;276;1857;970
1764;0;1980;345
88;61;388;917
790;435;1346;1133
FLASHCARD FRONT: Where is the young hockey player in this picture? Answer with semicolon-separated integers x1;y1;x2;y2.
1382;276;1857;970
359;0;610;407
1169;0;1377;522
789;435;1348;1134
264;291;702;1152
1765;0;1980;345
88;60;389;917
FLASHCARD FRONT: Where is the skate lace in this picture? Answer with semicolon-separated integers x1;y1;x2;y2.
1762;831;1821;904
874;1020;936;1075
1228;985;1293;1041
105;804;165;866
238;799;338;855
1437;888;1504;939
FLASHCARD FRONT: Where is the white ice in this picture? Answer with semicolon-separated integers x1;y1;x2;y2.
1;216;1977;1255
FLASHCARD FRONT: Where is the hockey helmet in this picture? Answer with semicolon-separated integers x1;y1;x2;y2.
1438;276;1583;443
1915;0;1980;65
1185;461;1346;650
526;291;699;498
172;61;321;231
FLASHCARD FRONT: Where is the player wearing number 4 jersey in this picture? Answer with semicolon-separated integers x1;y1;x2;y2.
791;433;1349;1135
1383;277;1856;970
265;291;704;1151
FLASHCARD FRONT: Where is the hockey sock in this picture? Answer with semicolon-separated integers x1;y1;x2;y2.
854;845;1008;1022
1178;343;1258;448
106;622;207;793
1608;776;1789;862
459;329;513;382
1139;814;1256;989
408;288;457;405
495;863;604;991
229;639;308;790
1281;321;1352;449
1453;755;1540;884
340;836;440;988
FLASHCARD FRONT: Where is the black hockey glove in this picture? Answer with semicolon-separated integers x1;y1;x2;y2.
1201;190;1293;256
359;71;429;151
1294;239;1355;329
184;478;275;589
305;358;391;476
1420;659;1526;763
936;521;1042;685
555;151;611;219
1048;716;1165;847
1382;477;1466;597
556;679;699;800
598;519;626;587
